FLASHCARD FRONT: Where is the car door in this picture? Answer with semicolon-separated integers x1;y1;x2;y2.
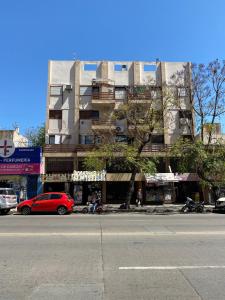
31;194;51;212
49;193;63;211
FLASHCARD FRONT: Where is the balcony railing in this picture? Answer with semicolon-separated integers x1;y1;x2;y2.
43;144;94;153
44;143;172;153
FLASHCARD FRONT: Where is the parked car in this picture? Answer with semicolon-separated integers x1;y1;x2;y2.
0;188;17;215
214;197;225;212
17;192;74;215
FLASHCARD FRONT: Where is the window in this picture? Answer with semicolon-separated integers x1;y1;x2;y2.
50;86;63;96
79;110;99;120
35;194;50;201
178;87;187;97
49;135;55;144
179;110;192;119
115;135;128;143
80;86;92;95
49;110;62;119
92;86;100;94
115;87;126;99
50;194;62;200
84;64;97;71
151;135;164;144
144;64;156;72
114;64;127;71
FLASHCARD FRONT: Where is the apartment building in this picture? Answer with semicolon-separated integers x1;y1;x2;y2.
43;60;198;204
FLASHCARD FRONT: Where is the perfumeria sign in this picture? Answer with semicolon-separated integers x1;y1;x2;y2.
0;144;41;175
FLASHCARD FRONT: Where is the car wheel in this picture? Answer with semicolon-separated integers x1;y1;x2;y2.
21;206;31;215
57;206;67;215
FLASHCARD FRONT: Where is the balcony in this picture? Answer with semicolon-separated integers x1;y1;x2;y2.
92;92;116;105
92;120;117;131
43;144;94;153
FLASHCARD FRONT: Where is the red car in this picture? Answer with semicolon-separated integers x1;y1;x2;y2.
17;192;74;215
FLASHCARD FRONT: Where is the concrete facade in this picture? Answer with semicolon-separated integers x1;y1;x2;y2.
43;60;194;204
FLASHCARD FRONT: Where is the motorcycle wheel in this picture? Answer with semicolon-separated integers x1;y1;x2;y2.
181;206;189;213
196;206;204;213
82;207;89;214
96;207;103;214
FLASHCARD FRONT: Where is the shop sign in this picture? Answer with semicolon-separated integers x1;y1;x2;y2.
41;173;71;182
145;173;175;183
0;147;41;175
72;170;106;182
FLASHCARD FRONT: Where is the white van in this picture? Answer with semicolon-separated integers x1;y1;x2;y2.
0;188;17;215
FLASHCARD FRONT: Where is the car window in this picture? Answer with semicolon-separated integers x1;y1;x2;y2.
35;194;50;201
50;194;62;200
0;189;15;195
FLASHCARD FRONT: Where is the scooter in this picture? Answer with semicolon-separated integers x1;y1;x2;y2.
181;197;204;213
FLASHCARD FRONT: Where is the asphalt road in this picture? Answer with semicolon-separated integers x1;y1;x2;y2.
1;213;225;300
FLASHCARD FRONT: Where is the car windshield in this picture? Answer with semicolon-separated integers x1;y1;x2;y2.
0;189;16;195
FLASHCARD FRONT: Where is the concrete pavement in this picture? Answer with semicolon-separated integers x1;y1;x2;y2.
1;214;225;299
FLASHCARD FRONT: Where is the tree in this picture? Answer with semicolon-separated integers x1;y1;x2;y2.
84;84;171;208
171;60;225;202
25;124;45;147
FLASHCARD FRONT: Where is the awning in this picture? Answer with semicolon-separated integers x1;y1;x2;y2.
106;173;145;182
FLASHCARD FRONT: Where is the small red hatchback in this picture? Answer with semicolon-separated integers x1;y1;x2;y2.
17;192;75;215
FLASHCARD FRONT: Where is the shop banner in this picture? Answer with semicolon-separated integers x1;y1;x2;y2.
0;147;41;175
72;171;106;182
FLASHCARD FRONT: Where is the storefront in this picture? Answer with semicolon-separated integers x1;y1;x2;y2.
0;143;42;200
42;171;106;204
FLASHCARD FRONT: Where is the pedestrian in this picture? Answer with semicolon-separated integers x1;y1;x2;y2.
136;188;143;207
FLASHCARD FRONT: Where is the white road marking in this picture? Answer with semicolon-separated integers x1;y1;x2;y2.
1;231;225;237
119;266;225;270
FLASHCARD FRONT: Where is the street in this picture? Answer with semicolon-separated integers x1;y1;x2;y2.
1;213;225;299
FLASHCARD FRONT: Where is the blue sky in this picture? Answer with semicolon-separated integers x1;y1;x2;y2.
0;0;225;134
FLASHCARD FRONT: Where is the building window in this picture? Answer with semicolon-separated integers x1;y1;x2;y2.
179;110;192;119
49;135;55;144
151;135;164;144
114;64;127;71
79;110;99;120
144;64;156;72
178;87;187;97
50;85;63;96
49;110;62;119
84;64;97;71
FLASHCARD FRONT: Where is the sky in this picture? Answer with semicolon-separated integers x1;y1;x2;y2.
0;0;225;134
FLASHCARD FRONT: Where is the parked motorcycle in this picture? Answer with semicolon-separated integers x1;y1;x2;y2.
82;201;103;214
181;197;204;213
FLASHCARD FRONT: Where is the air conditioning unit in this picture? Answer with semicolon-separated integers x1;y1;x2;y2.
65;84;72;91
116;126;124;133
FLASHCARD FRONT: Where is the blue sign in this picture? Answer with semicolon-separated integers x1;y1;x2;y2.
0;147;41;163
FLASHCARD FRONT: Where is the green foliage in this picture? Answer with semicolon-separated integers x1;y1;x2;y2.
83;142;157;175
25;124;45;147
172;139;225;187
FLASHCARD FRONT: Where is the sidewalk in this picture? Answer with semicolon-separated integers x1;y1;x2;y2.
73;204;215;214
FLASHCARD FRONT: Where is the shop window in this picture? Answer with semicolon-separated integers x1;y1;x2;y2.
49;110;62;119
79;110;99;120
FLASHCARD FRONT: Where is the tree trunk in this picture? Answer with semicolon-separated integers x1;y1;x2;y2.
126;169;137;209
